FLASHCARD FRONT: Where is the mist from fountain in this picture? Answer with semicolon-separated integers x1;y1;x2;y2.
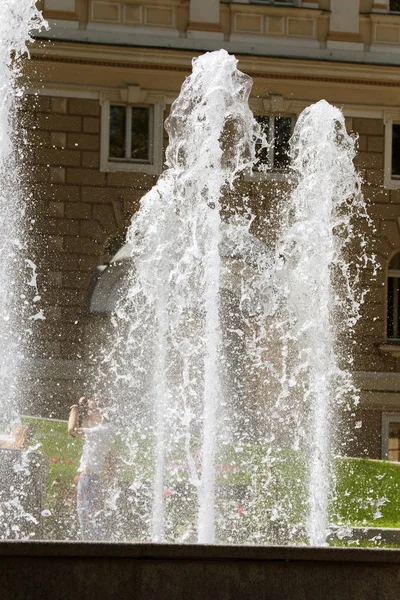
274;101;368;545
0;1;46;538
98;50;368;546
0;1;45;432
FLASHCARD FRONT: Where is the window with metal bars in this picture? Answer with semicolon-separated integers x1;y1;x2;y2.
254;115;293;171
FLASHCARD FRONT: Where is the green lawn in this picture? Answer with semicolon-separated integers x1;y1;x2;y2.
20;416;400;541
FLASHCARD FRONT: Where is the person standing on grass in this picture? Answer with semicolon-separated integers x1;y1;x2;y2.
68;396;115;541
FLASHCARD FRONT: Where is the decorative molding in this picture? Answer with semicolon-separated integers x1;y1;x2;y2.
328;31;363;43
43;10;78;20
28;54;400;88
259;94;298;114
379;344;400;357
187;21;222;33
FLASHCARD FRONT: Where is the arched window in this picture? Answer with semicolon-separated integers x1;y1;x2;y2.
387;252;400;340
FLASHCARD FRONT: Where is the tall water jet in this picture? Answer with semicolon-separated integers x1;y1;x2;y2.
0;1;46;538
103;49;261;543
94;54;369;547
0;1;45;430
275;100;367;545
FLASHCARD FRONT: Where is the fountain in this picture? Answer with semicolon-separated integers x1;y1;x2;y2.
1;6;399;600
0;0;47;539
0;0;373;551
90;50;368;548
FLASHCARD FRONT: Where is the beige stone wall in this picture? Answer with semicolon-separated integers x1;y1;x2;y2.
19;49;400;454
20;93;158;415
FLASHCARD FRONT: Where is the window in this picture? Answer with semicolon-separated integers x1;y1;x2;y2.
100;89;165;174
390;0;400;11
387;252;400;340
392;124;400;179
382;413;400;461
383;113;400;189
109;105;152;164
254;115;293;171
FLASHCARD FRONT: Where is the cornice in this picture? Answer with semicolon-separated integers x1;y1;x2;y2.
28;51;400;89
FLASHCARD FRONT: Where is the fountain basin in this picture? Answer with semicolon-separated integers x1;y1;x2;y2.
0;541;399;599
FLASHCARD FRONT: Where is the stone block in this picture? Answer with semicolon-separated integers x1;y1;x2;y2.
369;204;400;220
390;189;400;204
353;118;384;136
61;306;82;322
45;253;81;272
66;168;105;186
367;187;390;204
381;220;400;248
365;169;383;186
43;218;80;237
78;255;101;271
33;166;50;183
37;114;82;132
47;202;65;218
92;204;118;233
367;136;384;153
63;237;101;256
51;97;68;114
50;167;65;184
68;98;100;117
50;132;67;149
35;95;52;112
122;190;141;215
81;151;100;168
79;220;107;241
47;235;64;251
46;271;63;287
36;148;81;167
105;171;156;188
42;184;80;203
83;117;100;134
29;130;51;148
65;203;92;220
63;271;92;289
56;288;88;307
356;135;367;152
67;133;99;151
81;187;121;203
354;152;383;170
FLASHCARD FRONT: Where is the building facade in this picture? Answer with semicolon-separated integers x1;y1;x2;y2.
20;0;400;461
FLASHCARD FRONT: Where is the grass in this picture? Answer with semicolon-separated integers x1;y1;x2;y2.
18;416;400;541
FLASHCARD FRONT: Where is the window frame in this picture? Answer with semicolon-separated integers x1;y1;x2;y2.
100;94;164;174
382;412;400;460
386;252;400;341
384;112;400;189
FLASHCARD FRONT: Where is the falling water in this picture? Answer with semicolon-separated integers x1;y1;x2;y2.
0;1;45;430
0;1;46;538
275;100;366;545
109;50;261;543
98;54;368;547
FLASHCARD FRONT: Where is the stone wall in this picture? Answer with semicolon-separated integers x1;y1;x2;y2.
20;94;400;455
20;94;157;414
